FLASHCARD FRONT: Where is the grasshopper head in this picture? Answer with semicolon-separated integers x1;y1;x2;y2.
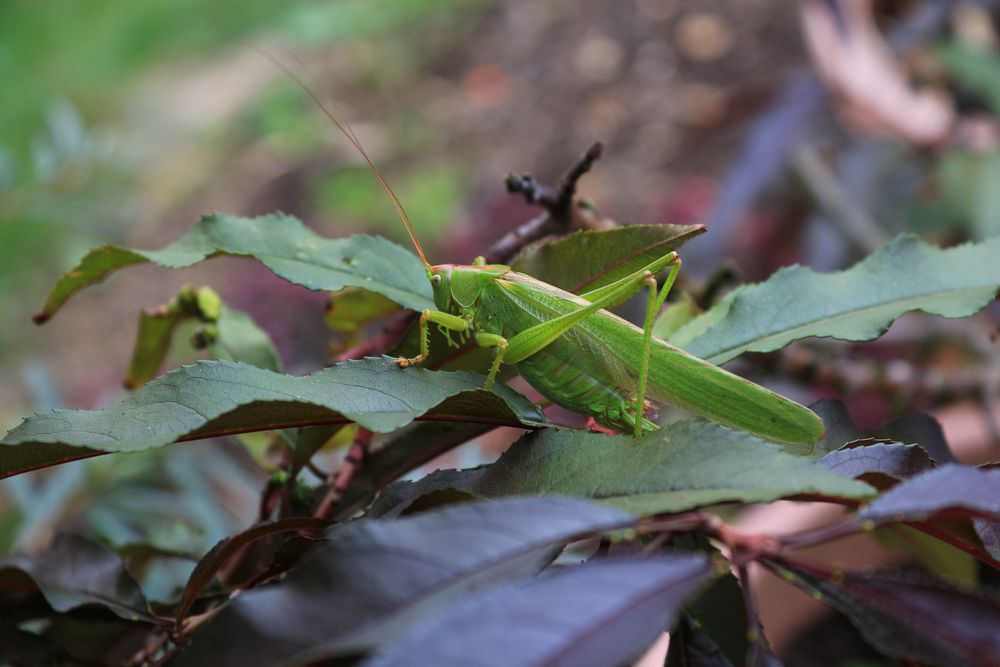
429;265;457;313
429;264;509;314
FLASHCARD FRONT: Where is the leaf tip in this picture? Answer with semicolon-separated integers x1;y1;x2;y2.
32;311;51;325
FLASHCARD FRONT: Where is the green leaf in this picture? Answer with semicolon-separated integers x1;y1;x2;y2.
375;421;874;517
510;224;705;294
652;293;702;339
126;304;187;389
325;287;401;352
125;286;281;388
0;358;546;479
210;307;282;372
671;234;1000;364
34;213;434;324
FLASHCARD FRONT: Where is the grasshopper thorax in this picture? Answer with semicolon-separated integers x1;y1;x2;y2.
429;264;509;313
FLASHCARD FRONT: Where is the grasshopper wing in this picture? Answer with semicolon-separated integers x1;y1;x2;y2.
493;273;823;445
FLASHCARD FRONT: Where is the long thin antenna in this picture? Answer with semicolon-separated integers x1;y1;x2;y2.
250;45;431;269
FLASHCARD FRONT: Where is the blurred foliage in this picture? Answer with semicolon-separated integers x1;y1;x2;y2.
935;41;1000;117
312;163;467;240
0;0;481;159
0;0;287;175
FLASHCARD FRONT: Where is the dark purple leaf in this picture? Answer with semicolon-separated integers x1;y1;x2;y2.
854;465;1000;569
0;533;152;622
810;400;865;454
174;497;634;667
665;614;736;667
175;517;331;631
811;400;954;462
334;422;495;520
746;638;784;667
860;464;1000;524
358;556;713;667
679;553;748;666
764;557;1000;666
808;412;992;565
975;518;1000;561
818;443;935;488
0;625;68;665
41;615;153;663
370;467;487;518
877;413;956;464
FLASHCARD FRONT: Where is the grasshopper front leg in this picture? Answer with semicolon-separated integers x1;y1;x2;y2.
396;310;470;367
397;310;508;391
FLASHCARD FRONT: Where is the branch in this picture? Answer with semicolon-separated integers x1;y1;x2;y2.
487;142;604;263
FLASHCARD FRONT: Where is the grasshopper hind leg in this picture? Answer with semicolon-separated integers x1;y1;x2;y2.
619;407;658;437
596;401;658;437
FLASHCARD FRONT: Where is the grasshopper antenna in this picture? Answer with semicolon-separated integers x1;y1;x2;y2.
250;45;432;269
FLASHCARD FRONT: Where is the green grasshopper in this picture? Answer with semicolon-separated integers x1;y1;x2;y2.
277;56;824;445
398;254;824;443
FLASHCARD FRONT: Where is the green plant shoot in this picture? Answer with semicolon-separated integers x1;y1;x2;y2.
272;55;824;445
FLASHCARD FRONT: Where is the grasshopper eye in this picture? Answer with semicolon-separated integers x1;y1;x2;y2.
431;274;442;284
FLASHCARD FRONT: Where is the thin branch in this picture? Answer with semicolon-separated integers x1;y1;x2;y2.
503;142;603;214
488;142;604;263
779;519;861;549
314;429;373;519
737;563;762;641
130;630;171;666
737;562;783;665
556;142;604;213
